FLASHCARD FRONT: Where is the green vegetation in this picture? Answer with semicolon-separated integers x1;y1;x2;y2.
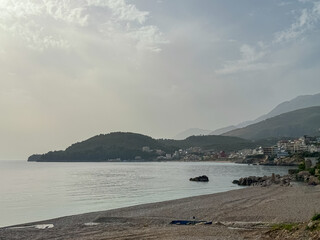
309;167;316;175
159;135;258;151
272;223;299;231
293;155;320;183
305;213;320;231
30;132;172;162
298;162;306;171
298;152;320;158
28;132;266;162
311;213;320;221
223;106;320;140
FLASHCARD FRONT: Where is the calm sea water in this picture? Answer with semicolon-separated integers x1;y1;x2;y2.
0;160;293;227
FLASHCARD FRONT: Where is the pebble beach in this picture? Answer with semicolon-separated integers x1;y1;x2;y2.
2;184;320;239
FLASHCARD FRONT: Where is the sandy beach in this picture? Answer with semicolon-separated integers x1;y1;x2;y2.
2;184;320;240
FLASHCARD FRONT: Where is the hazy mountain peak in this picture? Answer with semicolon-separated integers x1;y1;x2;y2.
173;128;212;140
223;106;320;140
211;92;320;135
209;125;238;135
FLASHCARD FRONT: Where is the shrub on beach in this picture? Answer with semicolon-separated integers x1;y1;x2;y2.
311;213;320;221
299;162;306;171
272;223;299;231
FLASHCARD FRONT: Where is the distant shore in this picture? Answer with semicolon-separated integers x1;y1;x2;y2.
27;158;235;162
2;184;320;239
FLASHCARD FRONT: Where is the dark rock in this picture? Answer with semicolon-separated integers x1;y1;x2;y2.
308;176;320;185
296;171;311;182
232;180;239;184
288;169;299;175
190;175;209;182
232;174;292;187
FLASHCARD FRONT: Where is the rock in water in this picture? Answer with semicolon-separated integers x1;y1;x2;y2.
189;175;209;182
232;180;239;184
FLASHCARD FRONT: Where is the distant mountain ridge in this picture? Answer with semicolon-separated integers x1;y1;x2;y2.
173;128;212;140
210;92;320;135
210;125;237;135
223;106;320;140
249;93;320;126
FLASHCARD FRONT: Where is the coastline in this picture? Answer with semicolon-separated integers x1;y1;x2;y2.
2;184;320;239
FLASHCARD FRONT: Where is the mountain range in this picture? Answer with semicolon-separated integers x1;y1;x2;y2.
174;92;320;138
234;92;320;129
223;106;320;140
173;128;212;140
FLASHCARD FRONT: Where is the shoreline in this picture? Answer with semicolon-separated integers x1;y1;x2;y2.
1;186;244;229
26;160;299;167
2;184;320;239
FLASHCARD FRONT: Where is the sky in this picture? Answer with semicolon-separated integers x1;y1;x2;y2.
1;0;320;159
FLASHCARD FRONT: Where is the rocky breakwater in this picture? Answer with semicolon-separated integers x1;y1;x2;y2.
232;173;293;187
295;171;320;185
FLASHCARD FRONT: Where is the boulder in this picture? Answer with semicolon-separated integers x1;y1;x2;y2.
190;175;209;182
232;174;292;187
232;180;239;184
288;169;299;175
296;171;311;182
308;176;320;185
305;159;312;169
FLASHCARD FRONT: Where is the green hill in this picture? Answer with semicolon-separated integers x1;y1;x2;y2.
29;132;173;162
223;106;320;140
28;132;261;162
160;135;256;151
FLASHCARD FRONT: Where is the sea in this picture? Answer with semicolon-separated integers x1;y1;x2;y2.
0;160;293;227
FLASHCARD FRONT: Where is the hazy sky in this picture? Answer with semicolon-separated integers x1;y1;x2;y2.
1;0;320;159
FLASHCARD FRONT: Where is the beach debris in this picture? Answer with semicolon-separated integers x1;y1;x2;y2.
34;224;54;229
84;222;100;226
6;224;54;230
214;221;271;230
170;220;212;225
189;175;209;182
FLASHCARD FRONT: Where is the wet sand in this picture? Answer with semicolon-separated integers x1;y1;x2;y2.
1;185;320;240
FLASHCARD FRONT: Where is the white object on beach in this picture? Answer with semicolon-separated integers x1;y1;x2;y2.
84;222;100;226
7;224;54;230
34;224;54;229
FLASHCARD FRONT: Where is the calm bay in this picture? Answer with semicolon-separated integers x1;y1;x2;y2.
0;161;292;227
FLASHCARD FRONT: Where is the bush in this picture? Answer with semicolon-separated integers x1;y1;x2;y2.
299;162;306;171
288;169;299;175
311;213;320;221
309;168;316;175
272;223;298;231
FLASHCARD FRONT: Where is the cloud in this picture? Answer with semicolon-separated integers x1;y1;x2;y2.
216;1;320;75
94;0;149;24
215;44;268;75
127;25;168;52
274;1;320;43
0;0;166;52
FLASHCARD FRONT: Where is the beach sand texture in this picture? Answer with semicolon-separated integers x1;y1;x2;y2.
1;185;320;239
